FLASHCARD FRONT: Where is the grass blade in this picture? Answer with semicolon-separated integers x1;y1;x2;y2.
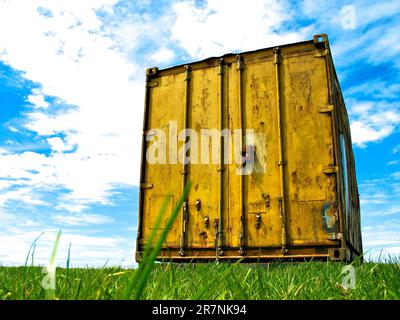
121;195;172;299
123;182;191;300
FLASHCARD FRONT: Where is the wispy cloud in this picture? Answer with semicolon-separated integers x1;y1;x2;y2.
367;207;400;217
387;160;399;166
0;186;48;206
359;175;400;218
392;172;400;180
52;213;114;226
362;219;400;259
345;80;400;100
0;229;134;267
347;100;400;147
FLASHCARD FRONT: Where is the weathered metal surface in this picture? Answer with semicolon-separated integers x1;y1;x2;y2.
136;34;362;262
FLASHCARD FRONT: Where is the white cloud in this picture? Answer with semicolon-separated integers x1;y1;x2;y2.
362;22;400;68
46;137;73;153
27;91;49;108
387;160;399;165
0;151;54;187
343;77;400;147
171;0;307;59
348;100;400;147
0;0;144;209
52;213;114;226
7;126;20;133
150;47;175;63
393;145;400;154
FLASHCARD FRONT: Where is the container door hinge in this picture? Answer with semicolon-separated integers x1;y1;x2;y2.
328;232;343;240
143;129;157;137
262;193;270;208
140;182;153;189
323;166;338;174
146;81;159;87
319;104;334;113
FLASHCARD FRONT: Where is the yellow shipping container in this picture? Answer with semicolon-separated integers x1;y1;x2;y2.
136;34;362;262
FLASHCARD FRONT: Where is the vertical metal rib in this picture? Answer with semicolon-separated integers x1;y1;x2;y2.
179;65;191;257
137;67;157;261
324;50;346;248
217;58;225;256
236;54;246;256
273;47;288;255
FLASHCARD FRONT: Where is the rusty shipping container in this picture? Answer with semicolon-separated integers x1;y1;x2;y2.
136;34;362;262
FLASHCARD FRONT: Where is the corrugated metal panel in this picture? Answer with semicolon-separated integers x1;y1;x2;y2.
136;34;362;262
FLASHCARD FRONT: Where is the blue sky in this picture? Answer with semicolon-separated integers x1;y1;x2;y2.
0;0;399;266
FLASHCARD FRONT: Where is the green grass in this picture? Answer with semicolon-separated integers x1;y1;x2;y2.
1;260;400;300
1;184;399;300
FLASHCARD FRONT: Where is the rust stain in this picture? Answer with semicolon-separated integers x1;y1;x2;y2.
322;202;338;230
199;231;208;240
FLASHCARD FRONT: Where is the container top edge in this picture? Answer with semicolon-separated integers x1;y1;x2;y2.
148;38;317;74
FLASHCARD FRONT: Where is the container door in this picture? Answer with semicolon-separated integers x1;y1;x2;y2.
226;57;283;251
140;72;185;247
281;53;339;246
185;66;221;250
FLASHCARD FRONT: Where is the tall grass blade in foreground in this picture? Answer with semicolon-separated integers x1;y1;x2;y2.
122;182;192;300
65;242;72;289
22;232;45;300
121;195;171;298
24;232;45;268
